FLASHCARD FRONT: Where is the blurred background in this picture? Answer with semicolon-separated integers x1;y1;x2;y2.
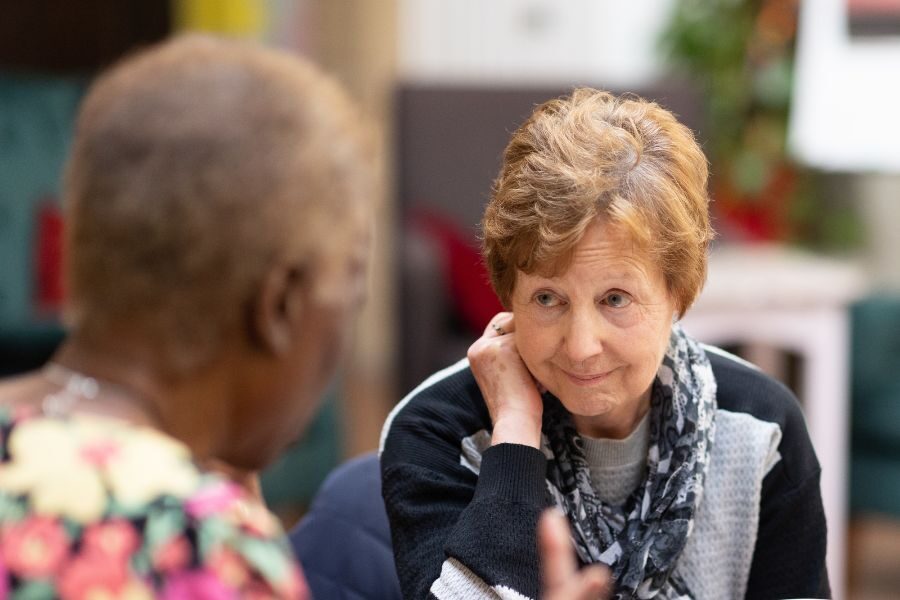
1;0;898;597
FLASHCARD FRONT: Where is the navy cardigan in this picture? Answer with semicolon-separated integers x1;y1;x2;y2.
289;453;402;600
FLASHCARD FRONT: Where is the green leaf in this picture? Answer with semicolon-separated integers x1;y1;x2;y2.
234;536;291;584
732;149;770;196
754;57;793;109
196;517;237;558
0;494;26;521
11;581;56;600
62;519;81;541
144;504;187;552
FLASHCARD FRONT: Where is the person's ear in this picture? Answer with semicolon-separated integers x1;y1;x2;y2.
250;264;307;356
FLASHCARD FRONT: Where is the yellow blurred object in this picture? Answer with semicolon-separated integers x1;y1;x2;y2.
173;0;267;37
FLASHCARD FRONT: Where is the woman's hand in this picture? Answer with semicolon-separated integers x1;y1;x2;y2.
467;312;544;448
540;510;610;600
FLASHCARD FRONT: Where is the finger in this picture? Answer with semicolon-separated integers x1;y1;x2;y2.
499;313;516;334
483;311;514;337
558;567;610;600
539;509;577;592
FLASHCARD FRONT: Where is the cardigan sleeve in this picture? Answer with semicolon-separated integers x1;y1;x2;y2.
381;397;549;599
744;468;830;599
706;347;831;599
743;386;831;599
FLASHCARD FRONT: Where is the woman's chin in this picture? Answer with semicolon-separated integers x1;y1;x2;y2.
555;387;653;439
554;390;618;421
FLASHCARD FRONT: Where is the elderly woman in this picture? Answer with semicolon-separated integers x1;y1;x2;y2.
381;89;829;599
0;36;372;596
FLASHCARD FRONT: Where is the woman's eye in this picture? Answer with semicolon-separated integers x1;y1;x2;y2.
535;292;560;307
603;291;632;308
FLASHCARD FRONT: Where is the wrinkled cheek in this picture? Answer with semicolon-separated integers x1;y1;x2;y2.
606;308;642;330
515;339;547;378
631;359;659;398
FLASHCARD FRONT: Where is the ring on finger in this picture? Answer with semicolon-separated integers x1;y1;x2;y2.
491;323;505;336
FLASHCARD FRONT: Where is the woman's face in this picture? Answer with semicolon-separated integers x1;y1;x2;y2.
511;217;676;438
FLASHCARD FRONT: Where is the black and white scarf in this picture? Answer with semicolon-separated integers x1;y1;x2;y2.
542;324;716;600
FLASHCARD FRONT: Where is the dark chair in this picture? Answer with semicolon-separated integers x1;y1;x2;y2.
289;453;402;600
850;295;900;518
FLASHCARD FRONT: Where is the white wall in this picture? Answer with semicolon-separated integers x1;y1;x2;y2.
790;0;900;290
398;0;677;87
790;0;900;172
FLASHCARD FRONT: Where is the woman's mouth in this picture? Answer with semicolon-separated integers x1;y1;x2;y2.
561;368;615;386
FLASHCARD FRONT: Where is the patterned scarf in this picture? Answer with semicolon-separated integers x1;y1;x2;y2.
542;324;716;599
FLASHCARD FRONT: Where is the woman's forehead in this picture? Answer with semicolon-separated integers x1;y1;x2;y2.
518;258;652;288
571;218;642;258
517;219;661;286
553;218;647;268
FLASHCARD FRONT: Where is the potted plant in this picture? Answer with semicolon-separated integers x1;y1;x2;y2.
662;0;808;242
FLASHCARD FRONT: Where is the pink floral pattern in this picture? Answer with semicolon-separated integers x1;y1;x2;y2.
161;569;236;600
185;479;243;519
82;519;140;560
1;516;70;578
0;409;307;599
57;550;137;600
153;536;192;573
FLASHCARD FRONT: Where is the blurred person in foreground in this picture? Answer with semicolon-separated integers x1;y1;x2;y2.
0;35;371;597
381;89;830;599
0;35;606;600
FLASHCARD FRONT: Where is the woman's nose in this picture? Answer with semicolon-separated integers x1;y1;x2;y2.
563;308;605;366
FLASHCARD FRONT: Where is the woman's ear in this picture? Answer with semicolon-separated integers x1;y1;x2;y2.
249;264;307;356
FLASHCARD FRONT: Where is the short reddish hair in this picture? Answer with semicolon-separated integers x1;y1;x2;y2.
483;88;713;316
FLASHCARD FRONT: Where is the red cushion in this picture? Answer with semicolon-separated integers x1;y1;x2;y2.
410;210;503;334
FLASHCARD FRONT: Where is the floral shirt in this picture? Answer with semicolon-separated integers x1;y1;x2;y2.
0;406;308;599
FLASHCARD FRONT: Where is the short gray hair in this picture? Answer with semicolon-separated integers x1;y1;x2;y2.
64;35;372;371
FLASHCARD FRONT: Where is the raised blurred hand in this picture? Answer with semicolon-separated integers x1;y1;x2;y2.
540;510;610;600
